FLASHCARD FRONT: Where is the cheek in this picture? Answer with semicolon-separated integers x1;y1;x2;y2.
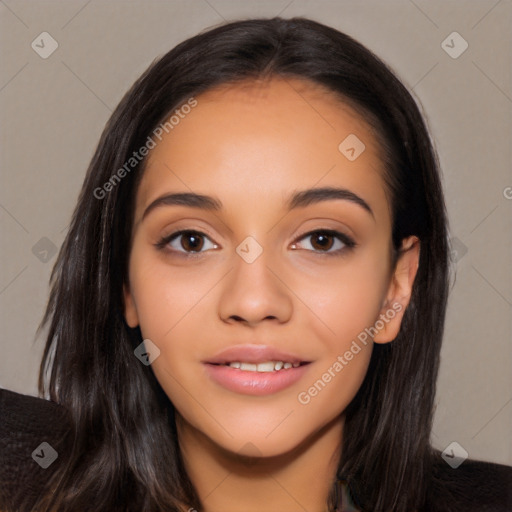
296;342;372;420
288;251;390;353
289;266;381;413
129;251;219;342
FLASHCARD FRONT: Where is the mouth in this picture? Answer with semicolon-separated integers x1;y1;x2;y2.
208;360;310;372
202;345;312;395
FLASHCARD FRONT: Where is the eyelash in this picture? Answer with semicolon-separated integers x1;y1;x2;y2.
154;229;357;258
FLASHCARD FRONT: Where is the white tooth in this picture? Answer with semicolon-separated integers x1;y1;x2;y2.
256;362;276;372
227;361;298;372
239;363;257;371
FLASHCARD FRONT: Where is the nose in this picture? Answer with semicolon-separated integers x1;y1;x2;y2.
217;245;293;327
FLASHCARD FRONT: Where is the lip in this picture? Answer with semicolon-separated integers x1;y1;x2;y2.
203;362;311;396
203;344;309;365
202;344;312;396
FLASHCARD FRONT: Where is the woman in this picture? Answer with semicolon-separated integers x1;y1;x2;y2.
1;16;510;512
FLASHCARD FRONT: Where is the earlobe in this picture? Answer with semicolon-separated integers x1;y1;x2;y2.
123;283;139;328
373;236;420;344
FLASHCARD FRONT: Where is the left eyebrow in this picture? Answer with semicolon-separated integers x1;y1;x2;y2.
141;186;374;221
286;186;374;219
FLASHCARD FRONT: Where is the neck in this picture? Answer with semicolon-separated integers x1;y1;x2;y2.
176;414;344;512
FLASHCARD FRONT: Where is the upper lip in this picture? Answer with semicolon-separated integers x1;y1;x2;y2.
204;344;310;365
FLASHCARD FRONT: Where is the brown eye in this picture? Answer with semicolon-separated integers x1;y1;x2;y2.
156;230;218;255
179;232;205;252
291;229;356;255
310;232;335;251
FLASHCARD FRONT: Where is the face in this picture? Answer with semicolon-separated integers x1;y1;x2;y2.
123;76;419;458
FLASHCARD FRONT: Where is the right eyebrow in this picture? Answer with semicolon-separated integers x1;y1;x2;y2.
142;192;222;221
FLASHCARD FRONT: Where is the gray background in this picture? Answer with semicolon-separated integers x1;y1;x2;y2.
1;0;511;465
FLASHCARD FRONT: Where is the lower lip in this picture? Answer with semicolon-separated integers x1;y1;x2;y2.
203;363;311;396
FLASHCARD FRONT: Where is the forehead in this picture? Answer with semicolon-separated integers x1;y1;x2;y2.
135;76;390;223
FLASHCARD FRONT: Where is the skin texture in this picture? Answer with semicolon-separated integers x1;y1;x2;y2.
123;76;420;512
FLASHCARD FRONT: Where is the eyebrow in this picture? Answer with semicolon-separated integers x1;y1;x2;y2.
141;186;374;221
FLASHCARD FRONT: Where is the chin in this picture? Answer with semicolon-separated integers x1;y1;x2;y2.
217;428;310;460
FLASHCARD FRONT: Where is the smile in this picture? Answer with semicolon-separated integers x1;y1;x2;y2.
203;361;311;395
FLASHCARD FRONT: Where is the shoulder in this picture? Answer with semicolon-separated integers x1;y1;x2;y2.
424;450;512;512
0;388;72;512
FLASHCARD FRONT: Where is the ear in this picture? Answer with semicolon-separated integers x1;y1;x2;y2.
123;283;139;328
373;235;420;344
